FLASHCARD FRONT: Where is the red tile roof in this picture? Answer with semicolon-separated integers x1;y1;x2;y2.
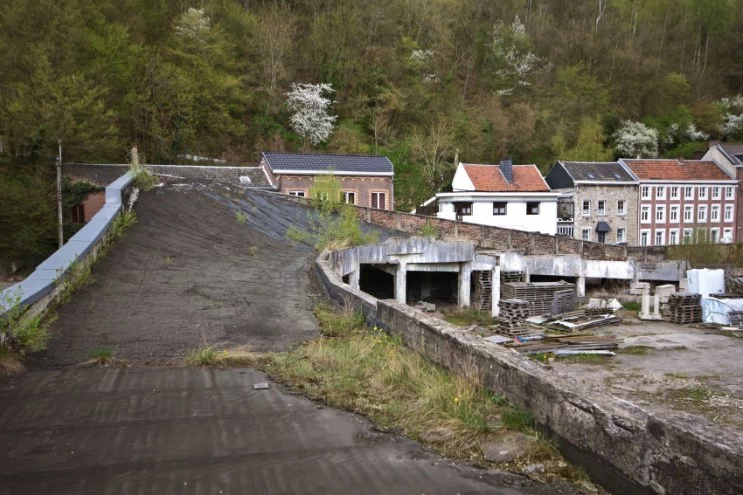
622;159;732;181
462;163;550;192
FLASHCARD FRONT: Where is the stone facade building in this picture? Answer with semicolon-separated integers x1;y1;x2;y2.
544;161;638;245
259;152;395;210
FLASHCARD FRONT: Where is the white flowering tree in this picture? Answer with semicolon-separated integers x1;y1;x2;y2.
720;96;743;139
613;121;659;158
285;83;337;146
489;16;539;96
174;8;212;43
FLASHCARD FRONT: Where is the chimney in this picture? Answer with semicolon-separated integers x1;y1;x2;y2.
500;158;513;182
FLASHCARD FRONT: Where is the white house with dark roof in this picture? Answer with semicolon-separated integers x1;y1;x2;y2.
434;160;560;235
544;161;639;245
259;152;395;210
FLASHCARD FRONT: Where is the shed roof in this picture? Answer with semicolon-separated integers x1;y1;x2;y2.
261;152;393;175
462;163;550;192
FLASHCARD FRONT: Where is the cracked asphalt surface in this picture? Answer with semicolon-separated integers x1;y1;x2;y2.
2;183;576;494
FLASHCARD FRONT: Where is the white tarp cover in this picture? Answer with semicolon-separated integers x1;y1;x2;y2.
688;268;725;298
702;297;743;325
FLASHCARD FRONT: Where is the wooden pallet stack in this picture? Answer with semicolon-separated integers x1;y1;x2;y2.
472;271;492;311
729;311;743;328
501;271;524;284
667;293;702;324
495;298;532;335
502;281;577;316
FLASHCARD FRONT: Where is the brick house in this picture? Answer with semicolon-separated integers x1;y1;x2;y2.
619;159;738;246
702;142;743;241
259;152;394;210
70;191;105;224
544;161;638;245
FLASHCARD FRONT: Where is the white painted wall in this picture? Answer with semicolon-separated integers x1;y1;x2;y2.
702;147;736;178
437;195;558;235
451;164;475;191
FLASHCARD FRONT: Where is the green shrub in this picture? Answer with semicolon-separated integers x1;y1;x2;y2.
0;289;50;354
417;220;439;238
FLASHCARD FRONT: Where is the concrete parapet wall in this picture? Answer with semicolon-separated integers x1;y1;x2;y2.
315;250;743;495
0;173;134;320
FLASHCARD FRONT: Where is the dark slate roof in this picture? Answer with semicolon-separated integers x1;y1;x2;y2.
262;152;394;175
559;161;635;182
719;143;743;165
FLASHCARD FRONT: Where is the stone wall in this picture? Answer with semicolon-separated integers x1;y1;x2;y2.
315;251;743;495
573;185;638;245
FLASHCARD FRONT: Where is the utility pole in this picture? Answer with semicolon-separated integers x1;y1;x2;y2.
56;141;64;249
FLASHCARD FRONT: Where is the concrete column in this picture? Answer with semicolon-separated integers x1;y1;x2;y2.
653;293;662;319
394;262;407;305
523;266;531;283
577;276;586;297
349;269;360;290
458;262;472;308
491;258;501;317
640;287;651;319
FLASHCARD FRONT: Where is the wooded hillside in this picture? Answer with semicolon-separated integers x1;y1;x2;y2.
2;0;743;211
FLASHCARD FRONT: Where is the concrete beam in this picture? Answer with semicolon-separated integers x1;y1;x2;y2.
577;276;586;298
349;269;360;290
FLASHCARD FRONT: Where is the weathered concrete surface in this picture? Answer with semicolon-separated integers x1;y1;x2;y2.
315;252;743;495
0;368;561;494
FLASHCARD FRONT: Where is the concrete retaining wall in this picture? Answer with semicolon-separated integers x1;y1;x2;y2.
315;251;743;495
0;173;134;320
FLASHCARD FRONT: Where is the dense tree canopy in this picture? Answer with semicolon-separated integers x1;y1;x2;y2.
3;0;743;212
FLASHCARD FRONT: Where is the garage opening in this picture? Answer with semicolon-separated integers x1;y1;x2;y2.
359;264;394;299
407;271;457;306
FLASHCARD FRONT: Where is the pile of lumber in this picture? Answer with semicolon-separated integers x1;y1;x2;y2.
501;271;524;284
667;293;702;324
502;281;576;316
472;271;492;311
507;333;620;355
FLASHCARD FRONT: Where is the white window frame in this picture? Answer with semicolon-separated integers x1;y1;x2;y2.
617;200;626;215
725;204;734;222
669;229;679;245
684;205;694;222
342;191;357;204
655;229;665;246
683;228;693;243
726;186;735;200
712;186;721;199
641;205;651;223
655;205;666;223
699;186;708;200
642;186;650;199
581;228;591;241
597;200;606;216
698;205;707;222
670;205;680;223
616;228;626;244
640;230;650;246
723;227;734;243
711;204;720;221
582;200;591;216
656;186;665;199
670;186;679;199
685;186;694;199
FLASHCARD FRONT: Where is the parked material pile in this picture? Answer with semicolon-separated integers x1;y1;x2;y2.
667;293;702;324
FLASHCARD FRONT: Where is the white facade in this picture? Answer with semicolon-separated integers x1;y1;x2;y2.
436;193;559;234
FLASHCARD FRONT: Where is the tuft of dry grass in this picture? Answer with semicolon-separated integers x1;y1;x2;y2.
0;347;24;375
78;347;126;367
185;345;258;367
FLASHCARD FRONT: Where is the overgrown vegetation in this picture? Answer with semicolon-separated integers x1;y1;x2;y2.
255;302;584;482
621;301;641;312
185;345;256;367
235;211;248;225
667;228;743;267
417;220;439;238
128;146;157;191
286;175;379;250
442;307;494;327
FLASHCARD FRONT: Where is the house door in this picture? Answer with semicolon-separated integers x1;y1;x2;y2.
597;232;607;243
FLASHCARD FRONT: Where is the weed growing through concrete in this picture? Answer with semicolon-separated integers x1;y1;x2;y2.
128;146;157;191
235;211;248;225
417;220;439;238
256;303;589;485
186;345;257;367
164;256;172;267
247;246;258;256
0;289;51;355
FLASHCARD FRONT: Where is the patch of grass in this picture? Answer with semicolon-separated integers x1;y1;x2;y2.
0;289;51;354
557;353;613;365
90;347;114;365
0;347;24;375
531;352;552;363
618;345;653;355
442;308;493;327
417;220;439;238
664;372;689;380
501;408;535;431
235;211;248;225
622;301;641;312
185;345;257;367
110;210;137;239
164;256;172;267
247;245;258;256
667;386;711;403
